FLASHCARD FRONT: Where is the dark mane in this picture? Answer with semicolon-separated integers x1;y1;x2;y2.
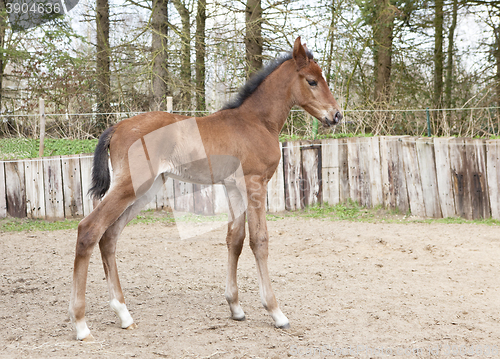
222;50;314;110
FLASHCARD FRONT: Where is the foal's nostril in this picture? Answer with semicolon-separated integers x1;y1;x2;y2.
335;111;343;123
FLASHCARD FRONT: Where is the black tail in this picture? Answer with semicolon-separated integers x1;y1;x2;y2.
88;126;115;200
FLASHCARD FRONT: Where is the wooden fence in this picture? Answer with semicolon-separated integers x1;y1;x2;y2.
1;136;500;220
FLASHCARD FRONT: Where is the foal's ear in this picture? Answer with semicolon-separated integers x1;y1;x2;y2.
293;36;309;71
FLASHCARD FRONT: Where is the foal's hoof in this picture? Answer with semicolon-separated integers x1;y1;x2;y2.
232;315;246;322
81;333;95;342
125;323;137;330
277;323;291;330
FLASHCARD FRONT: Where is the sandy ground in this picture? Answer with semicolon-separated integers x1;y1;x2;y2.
1;217;500;358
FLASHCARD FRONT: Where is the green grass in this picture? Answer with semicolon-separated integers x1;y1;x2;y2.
0;138;98;160
286;202;500;226
0;210;229;232
130;210;229;225
0;217;80;232
1;202;499;233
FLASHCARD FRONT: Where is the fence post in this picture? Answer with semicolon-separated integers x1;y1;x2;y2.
39;98;46;157
166;96;173;113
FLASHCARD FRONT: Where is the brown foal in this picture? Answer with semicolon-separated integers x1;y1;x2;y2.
69;37;342;340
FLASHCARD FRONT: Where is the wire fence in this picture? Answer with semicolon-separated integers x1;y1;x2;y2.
1;107;499;139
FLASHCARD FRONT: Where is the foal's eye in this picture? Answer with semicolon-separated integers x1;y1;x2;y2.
307;79;317;87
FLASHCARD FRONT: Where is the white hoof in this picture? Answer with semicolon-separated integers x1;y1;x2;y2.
110;299;134;328
75;320;92;341
230;305;246;321
271;309;289;329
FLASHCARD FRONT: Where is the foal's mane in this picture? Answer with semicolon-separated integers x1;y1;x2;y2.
222;50;314;110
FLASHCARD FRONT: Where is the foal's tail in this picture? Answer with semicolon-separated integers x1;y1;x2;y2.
88;126;115;200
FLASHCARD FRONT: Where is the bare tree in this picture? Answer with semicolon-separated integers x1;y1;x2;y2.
433;0;443;109
245;0;262;77
195;0;206;111
172;0;191;109
0;0;7;112
325;0;337;87
150;0;169;111
444;0;458;109
96;0;111;129
372;0;398;103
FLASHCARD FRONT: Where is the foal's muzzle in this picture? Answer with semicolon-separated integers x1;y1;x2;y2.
325;111;343;127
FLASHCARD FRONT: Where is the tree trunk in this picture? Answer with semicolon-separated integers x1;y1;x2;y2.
434;0;444;109
245;0;263;78
96;0;111;130
195;0;206;112
494;23;500;110
172;0;191;110
326;0;336;87
0;0;7;113
444;0;458;110
150;0;169;111
373;0;396;104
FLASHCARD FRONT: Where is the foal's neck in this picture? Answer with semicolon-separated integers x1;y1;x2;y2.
238;61;296;137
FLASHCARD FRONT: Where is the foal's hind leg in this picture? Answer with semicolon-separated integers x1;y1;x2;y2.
69;189;135;340
225;211;246;321
99;178;162;331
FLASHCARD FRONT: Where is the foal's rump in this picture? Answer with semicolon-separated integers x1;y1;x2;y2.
124;117;245;198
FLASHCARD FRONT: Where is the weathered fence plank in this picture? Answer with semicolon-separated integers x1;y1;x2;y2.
380;136;409;213
44;156;65;219
357;137;373;207
143;195;157;210
402;138;425;217
416;138;442;218
434;137;455;217
267;143;285;212
449;138;470;219
338;138;350;203
368;137;383;207
466;138;489;219
157;174;174;211
347;138;360;205
5;161;26;218
61;155;84;218
321;139;339;205
487;140;500;219
300;141;321;207
193;184;214;215
79;155;94;216
283;142;302;210
0;162;6;218
174;180;194;212
213;184;229;215
25;159;45;219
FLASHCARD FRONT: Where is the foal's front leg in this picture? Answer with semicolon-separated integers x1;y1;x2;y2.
246;184;290;329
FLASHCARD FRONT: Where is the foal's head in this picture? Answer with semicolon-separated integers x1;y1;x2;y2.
290;37;343;126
